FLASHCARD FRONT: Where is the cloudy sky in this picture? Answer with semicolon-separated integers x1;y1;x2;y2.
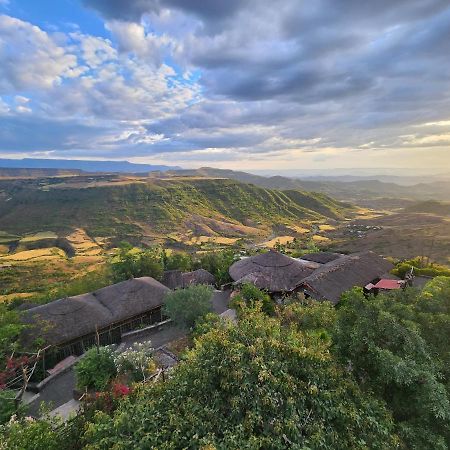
0;0;449;171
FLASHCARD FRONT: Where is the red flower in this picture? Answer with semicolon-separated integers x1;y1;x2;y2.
112;383;131;397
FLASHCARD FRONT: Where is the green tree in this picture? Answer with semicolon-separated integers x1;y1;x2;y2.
83;309;398;449
163;251;193;271
231;283;275;315
111;242;163;282
333;288;450;449
163;284;213;329
195;250;238;285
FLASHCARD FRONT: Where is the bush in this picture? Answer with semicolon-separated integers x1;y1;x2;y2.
231;283;275;315
114;341;156;382
0;414;62;450
0;389;17;424
163;285;213;329
75;347;117;391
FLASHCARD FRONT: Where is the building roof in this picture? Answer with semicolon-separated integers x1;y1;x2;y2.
299;252;343;264
229;250;317;293
162;268;216;290
21;277;170;347
372;279;403;290
298;251;393;304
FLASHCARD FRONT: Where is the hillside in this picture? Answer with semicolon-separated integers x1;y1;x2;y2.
403;200;450;216
0;175;350;244
168;167;450;205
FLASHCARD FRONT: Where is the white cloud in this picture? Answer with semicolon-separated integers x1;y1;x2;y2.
0;15;80;93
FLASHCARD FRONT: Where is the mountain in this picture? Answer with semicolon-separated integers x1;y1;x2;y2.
0;168;82;178
0;158;180;173
168;167;450;204
0;175;351;244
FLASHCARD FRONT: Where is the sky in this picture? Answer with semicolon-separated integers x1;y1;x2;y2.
0;0;449;172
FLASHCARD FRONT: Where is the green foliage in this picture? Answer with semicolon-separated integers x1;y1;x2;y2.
333;287;450;448
113;341;156;383
163;284;213;329
111;242;163;282
83;309;397;449
281;299;337;335
0;413;62;450
163;251;192;271
392;257;450;278
0;389;17;424
231;283;275;316
192;312;223;340
0;303;24;358
75;347;117;391
194;249;238;285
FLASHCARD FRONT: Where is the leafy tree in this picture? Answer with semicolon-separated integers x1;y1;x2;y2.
83;309;398;449
231;283;275;315
333;288;450;449
163;284;213;329
111;242;163;282
194;250;238;285
75;347;117;391
163;251;193;272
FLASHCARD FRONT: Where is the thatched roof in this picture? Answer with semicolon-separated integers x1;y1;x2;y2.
229;250;317;293
183;268;216;287
299;252;343;265
162;268;216;289
162;270;184;290
21;277;170;346
298;251;393;304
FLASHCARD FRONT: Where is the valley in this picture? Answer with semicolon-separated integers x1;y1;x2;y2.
1;170;449;305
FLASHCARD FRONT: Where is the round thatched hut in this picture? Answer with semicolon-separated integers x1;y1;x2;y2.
229;250;317;294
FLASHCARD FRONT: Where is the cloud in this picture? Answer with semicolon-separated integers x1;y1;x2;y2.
1;1;450;168
0;15;80;94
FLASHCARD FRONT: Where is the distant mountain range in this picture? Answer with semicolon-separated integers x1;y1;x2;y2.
1;159;448;204
0;158;180;173
166;167;450;203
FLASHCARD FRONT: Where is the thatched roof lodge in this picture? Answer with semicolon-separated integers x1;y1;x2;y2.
229;250;318;293
229;249;393;304
162;268;216;290
21;277;170;364
297;251;393;304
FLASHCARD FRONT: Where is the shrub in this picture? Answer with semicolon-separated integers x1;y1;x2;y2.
163;285;213;329
0;389;17;424
75;347;117;391
231;283;275;315
0;414;62;450
114;341;156;382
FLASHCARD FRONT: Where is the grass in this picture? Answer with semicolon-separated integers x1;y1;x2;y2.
19;231;57;243
0;247;66;262
261;236;296;248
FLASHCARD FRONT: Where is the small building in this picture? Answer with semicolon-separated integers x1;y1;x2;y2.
21;277;170;367
162;268;216;290
297;251;394;304
229;250;317;295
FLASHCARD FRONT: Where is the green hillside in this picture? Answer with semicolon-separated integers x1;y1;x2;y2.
0;176;351;242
